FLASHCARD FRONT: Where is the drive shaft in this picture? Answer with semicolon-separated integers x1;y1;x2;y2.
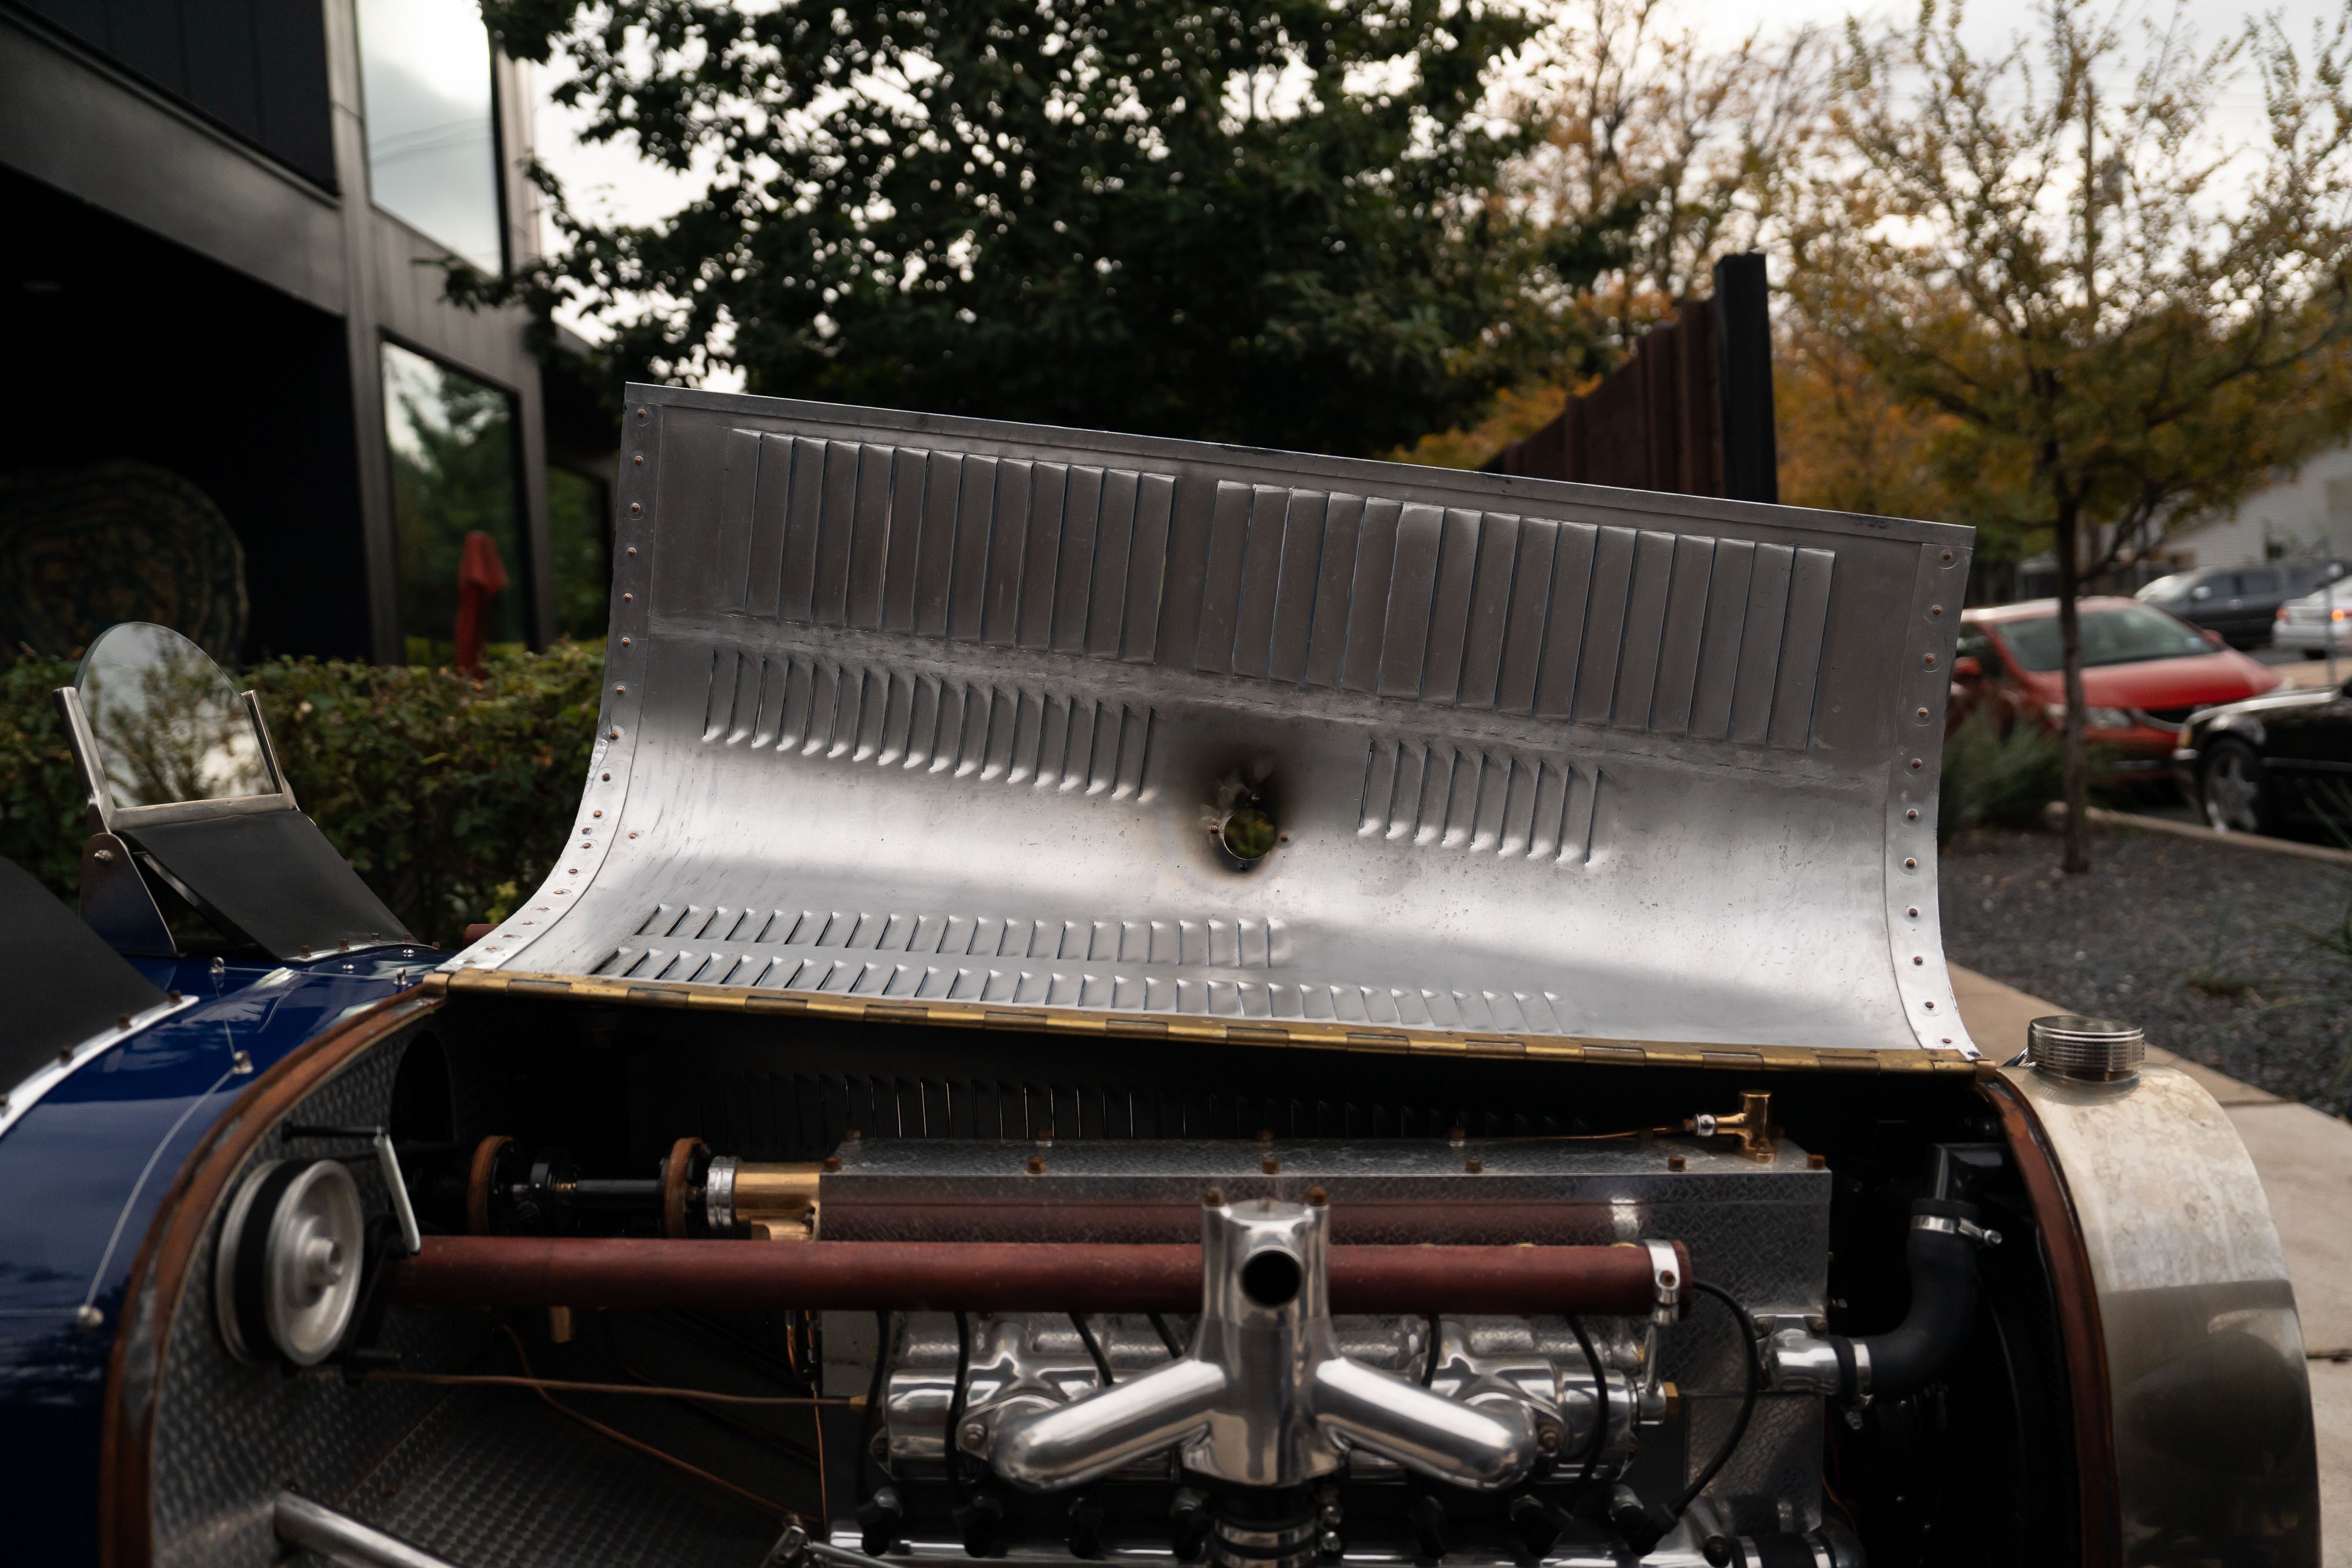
383;1236;1686;1315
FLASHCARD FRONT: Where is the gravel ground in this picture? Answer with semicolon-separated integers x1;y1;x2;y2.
1939;823;2352;1116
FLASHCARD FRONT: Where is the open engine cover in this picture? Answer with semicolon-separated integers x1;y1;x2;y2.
449;389;1977;1061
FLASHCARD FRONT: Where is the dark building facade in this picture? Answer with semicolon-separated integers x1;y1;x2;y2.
0;0;613;664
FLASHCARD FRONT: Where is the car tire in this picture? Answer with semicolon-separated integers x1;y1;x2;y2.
2199;740;2270;835
2304;648;2327;660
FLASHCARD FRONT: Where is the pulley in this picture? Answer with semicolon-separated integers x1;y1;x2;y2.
215;1158;366;1365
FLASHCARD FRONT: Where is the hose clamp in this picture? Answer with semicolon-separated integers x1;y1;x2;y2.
1643;1239;1682;1325
1765;1327;1843;1396
766;1523;811;1568
704;1155;740;1232
1850;1341;1871;1402
1912;1213;2002;1247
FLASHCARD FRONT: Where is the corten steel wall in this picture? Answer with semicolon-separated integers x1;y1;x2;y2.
1487;253;1780;507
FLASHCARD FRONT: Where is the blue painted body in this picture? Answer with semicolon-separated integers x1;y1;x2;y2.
0;949;443;1565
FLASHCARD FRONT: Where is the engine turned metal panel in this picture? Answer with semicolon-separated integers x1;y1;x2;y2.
452;389;1977;1059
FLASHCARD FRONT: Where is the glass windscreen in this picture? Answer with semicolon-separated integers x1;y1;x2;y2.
355;0;503;272
75;623;273;807
383;342;528;667
1998;605;2218;673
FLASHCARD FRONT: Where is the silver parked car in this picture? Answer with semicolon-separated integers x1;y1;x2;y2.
2271;566;2352;656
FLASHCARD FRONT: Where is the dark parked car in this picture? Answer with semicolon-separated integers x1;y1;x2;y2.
2136;557;2347;647
2174;677;2352;833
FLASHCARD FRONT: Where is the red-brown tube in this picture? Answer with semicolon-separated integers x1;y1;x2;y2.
384;1236;1686;1316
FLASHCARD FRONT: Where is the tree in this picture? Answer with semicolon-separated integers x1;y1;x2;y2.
480;0;1595;458
1511;0;1822;349
1392;0;1822;468
1785;0;2352;872
1773;317;1962;524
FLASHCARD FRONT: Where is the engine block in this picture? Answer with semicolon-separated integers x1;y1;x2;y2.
816;1134;1831;1564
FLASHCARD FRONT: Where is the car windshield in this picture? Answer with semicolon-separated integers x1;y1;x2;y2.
1996;604;2216;672
2135;574;2189;602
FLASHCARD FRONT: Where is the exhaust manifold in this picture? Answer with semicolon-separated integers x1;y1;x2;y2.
974;1196;1545;1492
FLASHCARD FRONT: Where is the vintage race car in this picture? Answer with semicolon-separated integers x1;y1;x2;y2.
0;390;2320;1568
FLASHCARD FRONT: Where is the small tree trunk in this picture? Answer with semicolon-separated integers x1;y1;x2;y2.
2053;501;2091;874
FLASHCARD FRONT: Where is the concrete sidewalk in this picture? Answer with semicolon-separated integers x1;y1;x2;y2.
1952;965;2351;1562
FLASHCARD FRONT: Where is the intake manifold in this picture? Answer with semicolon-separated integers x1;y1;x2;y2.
978;1195;1543;1491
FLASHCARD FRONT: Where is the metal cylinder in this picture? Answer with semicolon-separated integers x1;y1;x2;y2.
383;1235;1685;1315
275;1492;460;1568
706;1156;822;1239
1214;1509;1321;1568
2027;1014;2144;1084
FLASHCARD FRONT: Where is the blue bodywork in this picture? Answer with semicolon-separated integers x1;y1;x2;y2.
1;949;442;1564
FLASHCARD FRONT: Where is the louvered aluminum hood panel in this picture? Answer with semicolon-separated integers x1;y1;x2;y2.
450;387;1977;1058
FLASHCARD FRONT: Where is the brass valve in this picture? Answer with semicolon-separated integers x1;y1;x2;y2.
1685;1090;1776;1162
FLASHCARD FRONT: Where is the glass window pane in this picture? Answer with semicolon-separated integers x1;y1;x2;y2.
355;0;503;272
382;342;526;667
547;467;612;641
1999;606;2216;673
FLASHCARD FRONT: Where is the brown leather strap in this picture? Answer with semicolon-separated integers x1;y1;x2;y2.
662;1137;707;1239
1981;1072;2119;1568
466;1135;513;1237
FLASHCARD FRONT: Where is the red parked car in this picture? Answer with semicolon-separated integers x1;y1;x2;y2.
1953;597;2284;777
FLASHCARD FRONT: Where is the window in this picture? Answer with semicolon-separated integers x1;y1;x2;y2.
355;0;504;272
547;468;612;642
1996;606;2216;673
381;342;526;667
2241;569;2280;594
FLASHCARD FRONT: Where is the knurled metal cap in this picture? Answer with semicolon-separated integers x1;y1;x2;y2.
2027;1015;2144;1082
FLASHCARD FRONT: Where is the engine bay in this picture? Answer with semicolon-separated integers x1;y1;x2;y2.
141;993;2081;1568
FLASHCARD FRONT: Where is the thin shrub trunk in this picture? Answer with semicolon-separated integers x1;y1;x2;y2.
2053;500;2091;874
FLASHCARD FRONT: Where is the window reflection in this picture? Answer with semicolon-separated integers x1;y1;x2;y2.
382;342;526;669
356;0;504;272
547;467;612;641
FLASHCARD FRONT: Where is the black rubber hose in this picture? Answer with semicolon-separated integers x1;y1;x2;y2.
1071;1313;1116;1386
861;1310;893;1486
1148;1313;1184;1358
1825;1198;1982;1400
1566;1313;1608;1488
947;1311;973;1493
1669;1282;1762;1520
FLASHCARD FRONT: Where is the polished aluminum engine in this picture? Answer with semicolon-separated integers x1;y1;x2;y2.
881;1304;1659;1491
817;1134;1829;1565
986;1199;1547;1492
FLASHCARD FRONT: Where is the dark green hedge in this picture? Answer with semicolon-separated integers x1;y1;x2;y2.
1;643;606;947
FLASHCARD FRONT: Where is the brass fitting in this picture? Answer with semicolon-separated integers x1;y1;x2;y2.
707;1157;823;1240
1686;1090;1776;1162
